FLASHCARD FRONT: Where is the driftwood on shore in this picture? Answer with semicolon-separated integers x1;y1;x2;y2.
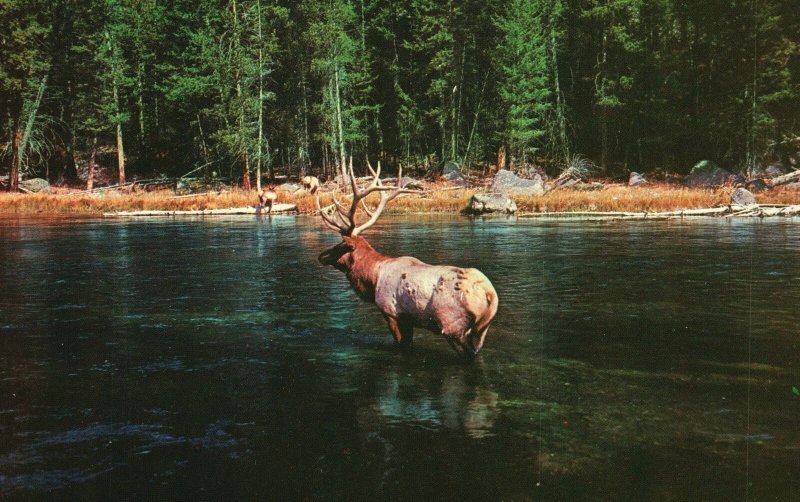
766;169;800;187
103;204;297;217
517;204;800;220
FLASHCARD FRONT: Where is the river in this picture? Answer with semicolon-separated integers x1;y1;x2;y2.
1;215;798;499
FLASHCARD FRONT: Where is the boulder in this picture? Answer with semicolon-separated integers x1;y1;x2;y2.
20;178;50;193
491;169;545;196
629;172;648;186
731;187;756;206
440;161;469;186
465;193;517;215
553;176;580;189
276;182;303;194
765;163;789;178
684;160;733;187
442;161;461;176
442;169;469;186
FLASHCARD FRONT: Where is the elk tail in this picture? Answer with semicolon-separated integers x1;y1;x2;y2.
473;289;498;334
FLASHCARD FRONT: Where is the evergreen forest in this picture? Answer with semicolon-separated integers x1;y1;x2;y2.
2;0;799;189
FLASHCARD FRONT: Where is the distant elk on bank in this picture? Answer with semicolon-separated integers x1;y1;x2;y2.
301;175;320;194
258;187;277;212
316;159;498;358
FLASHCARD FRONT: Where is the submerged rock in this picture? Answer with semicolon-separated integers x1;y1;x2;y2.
491;169;545;196
465;193;517;215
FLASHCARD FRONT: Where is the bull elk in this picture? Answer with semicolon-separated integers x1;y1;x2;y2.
316;159;498;357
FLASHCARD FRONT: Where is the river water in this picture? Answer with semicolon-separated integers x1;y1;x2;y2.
1;215;798;500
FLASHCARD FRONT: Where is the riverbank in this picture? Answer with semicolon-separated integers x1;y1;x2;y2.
0;181;798;217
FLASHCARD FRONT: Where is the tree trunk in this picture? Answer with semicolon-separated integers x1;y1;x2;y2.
242;152;251;191
87;137;97;191
495;145;506;173
255;0;264;192
301;76;310;175
62;78;79;183
197;113;209;162
452;46;465;161
113;75;126;185
550;20;569;160
463;71;488;168
334;65;346;179
137;60;146;156
8;119;22;192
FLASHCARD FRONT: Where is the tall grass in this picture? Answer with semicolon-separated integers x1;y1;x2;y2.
515;184;730;213
0;183;797;216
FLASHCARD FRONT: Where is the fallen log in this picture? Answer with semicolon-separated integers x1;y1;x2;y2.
767;170;800;187
517;204;800;220
167;191;228;199
103;204;297;217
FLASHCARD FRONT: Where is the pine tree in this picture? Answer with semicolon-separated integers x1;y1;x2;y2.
0;0;52;190
496;0;551;165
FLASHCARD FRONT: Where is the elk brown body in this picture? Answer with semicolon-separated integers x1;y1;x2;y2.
315;159;499;357
319;236;498;357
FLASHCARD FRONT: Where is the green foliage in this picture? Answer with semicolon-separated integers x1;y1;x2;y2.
1;0;799;182
496;0;551;161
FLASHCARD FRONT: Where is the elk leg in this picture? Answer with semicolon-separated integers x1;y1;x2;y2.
444;329;481;359
468;325;490;355
384;315;414;347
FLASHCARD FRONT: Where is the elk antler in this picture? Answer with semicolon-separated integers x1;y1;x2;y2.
315;157;416;236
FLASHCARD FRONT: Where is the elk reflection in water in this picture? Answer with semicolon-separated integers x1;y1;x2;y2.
362;363;499;440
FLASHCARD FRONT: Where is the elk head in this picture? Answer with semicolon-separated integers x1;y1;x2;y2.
317;235;358;272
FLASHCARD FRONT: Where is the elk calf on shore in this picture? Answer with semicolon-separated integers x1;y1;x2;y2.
316;160;498;357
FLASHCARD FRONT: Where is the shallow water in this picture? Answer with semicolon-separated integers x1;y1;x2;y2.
1;215;798;499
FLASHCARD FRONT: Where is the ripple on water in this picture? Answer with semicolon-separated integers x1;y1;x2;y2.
1;421;241;491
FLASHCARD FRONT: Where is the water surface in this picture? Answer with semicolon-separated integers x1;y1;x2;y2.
1;215;798;499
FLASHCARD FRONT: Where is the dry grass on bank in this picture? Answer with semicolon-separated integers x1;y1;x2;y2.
0;182;798;216
515;184;727;213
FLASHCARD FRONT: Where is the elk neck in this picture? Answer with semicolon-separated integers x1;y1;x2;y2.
345;236;390;303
